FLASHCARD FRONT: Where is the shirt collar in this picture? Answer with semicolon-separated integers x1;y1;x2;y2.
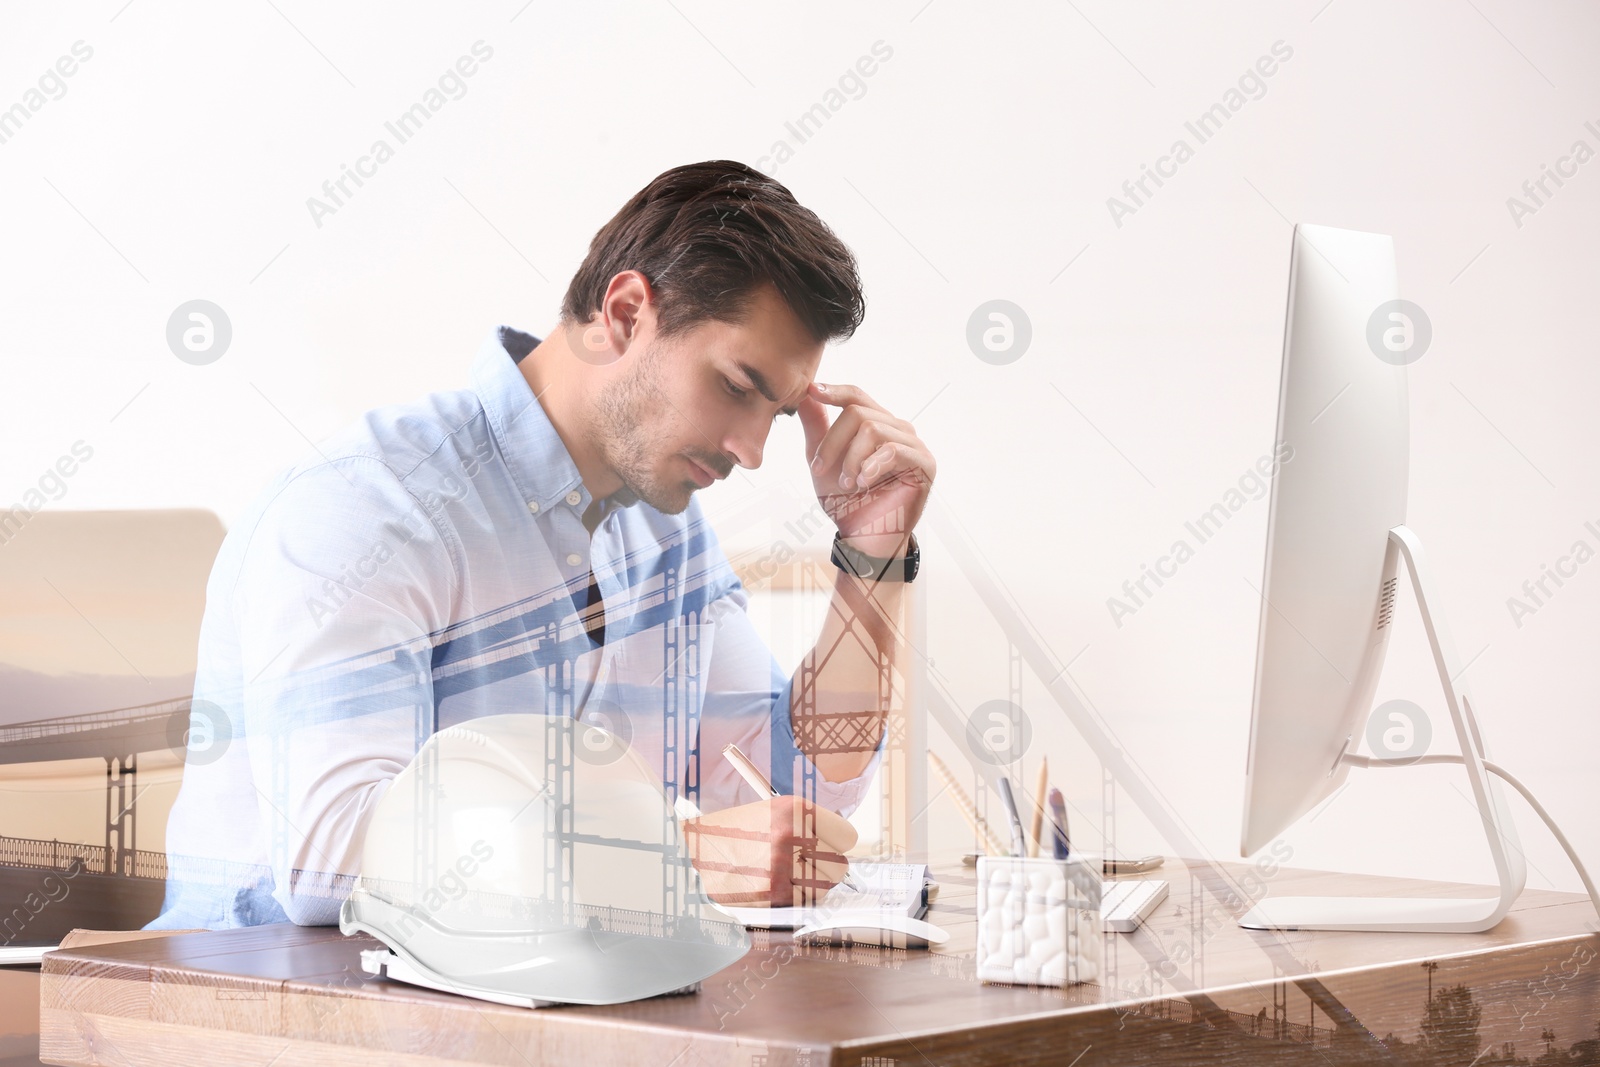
469;325;640;517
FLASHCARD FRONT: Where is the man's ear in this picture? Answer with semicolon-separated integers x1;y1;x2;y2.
598;270;656;357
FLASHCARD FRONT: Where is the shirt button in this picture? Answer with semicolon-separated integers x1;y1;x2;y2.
566;552;583;567
527;501;540;515
565;490;582;507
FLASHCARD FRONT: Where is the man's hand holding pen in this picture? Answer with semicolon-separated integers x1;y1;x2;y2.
682;795;859;908
684;379;935;907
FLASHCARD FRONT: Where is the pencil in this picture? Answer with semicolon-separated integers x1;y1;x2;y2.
1028;757;1049;858
927;751;1007;855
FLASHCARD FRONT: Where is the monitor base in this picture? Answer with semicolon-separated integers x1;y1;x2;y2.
1239;525;1527;934
1239;893;1510;933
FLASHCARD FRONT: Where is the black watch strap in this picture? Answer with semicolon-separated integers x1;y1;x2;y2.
830;533;919;583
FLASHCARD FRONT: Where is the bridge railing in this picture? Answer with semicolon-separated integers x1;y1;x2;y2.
0;833;168;881
1114;991;1337;1048
0;696;192;745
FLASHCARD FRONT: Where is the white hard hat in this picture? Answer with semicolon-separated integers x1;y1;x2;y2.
340;713;750;1006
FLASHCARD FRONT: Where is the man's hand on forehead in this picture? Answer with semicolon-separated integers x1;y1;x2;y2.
799;380;935;558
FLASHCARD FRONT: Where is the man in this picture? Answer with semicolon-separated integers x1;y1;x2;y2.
150;160;934;928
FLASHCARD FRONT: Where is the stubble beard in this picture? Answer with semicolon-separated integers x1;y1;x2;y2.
591;343;696;515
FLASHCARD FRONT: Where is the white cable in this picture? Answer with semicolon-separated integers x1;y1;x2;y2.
1348;753;1600;920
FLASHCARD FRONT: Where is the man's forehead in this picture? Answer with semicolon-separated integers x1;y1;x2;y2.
733;284;824;377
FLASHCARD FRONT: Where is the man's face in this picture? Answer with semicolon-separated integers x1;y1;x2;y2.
591;284;824;514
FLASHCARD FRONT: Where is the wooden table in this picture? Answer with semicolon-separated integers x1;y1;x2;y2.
36;858;1600;1066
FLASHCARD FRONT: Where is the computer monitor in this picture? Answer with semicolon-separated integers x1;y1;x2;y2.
1238;224;1526;932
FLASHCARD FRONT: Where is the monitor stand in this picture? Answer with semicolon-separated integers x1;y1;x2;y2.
1239;524;1527;933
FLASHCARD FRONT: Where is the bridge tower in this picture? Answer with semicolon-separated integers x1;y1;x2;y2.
104;753;137;876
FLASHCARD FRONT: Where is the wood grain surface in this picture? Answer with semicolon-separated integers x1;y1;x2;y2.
36;858;1600;1066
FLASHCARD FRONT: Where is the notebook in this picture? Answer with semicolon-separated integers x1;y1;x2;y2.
719;861;932;930
0;942;56;966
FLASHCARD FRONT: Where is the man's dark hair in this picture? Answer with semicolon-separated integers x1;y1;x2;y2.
560;160;865;345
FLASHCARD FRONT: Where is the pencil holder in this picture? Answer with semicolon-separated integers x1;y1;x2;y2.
975;855;1102;987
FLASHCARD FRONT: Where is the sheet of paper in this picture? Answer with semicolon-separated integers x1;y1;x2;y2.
718;861;932;930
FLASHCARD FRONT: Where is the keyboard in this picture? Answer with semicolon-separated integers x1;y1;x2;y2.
1101;879;1169;932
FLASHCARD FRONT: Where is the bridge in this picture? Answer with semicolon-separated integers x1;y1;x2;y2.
0;696;188;878
0;697;184;766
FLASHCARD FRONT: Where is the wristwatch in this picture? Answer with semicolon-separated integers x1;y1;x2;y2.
830;532;920;583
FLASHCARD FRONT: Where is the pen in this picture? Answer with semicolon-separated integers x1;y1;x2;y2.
996;776;1028;858
721;743;861;891
722;742;779;798
1047;787;1071;861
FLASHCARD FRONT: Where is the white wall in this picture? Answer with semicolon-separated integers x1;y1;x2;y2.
2;1;1596;892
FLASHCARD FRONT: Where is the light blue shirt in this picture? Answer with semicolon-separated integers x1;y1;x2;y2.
150;326;878;929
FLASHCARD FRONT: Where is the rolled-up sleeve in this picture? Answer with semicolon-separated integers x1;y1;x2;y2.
692;583;883;819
